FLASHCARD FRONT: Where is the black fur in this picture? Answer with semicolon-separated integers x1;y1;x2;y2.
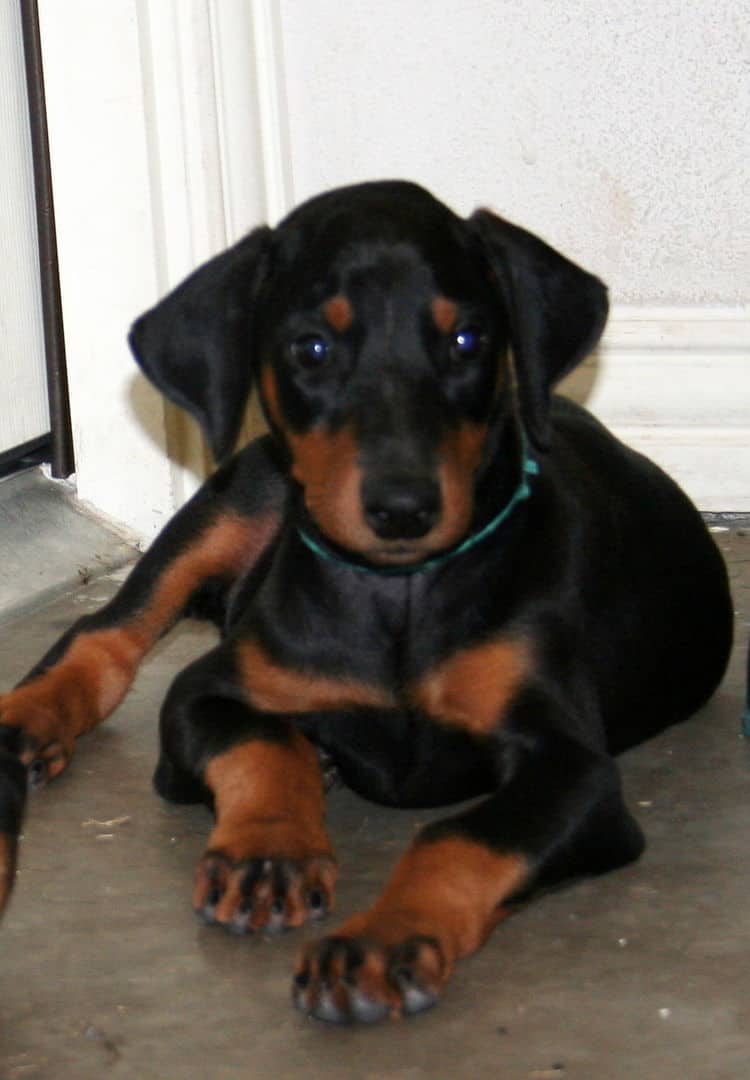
134;180;731;884
0;181;732;1021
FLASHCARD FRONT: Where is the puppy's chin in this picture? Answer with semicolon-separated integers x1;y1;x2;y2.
362;529;468;568
309;511;473;569
365;543;428;567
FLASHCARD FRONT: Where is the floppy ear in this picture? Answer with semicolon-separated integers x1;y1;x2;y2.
129;226;273;462
469;209;608;450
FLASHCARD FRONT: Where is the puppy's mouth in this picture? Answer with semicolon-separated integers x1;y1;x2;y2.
362;517;473;567
365;542;429;566
297;472;475;569
302;513;474;570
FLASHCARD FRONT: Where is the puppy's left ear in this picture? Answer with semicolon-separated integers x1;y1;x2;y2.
469;209;608;450
129;226;273;462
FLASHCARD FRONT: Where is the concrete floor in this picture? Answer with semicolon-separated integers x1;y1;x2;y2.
0;469;136;623
0;508;749;1079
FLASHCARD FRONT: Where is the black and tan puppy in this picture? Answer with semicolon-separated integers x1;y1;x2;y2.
0;181;732;1022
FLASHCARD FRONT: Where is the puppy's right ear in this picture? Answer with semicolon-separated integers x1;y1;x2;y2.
129;226;273;462
469;210;608;452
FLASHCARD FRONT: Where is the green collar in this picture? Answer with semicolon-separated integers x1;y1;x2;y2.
297;443;539;576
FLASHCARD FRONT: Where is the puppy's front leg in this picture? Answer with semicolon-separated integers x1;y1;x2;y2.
295;707;644;1023
0;438;286;913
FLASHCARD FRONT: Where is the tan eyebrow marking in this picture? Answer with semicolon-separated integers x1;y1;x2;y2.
323;295;354;333
431;296;458;334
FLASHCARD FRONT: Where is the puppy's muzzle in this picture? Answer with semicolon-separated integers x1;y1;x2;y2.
362;474;441;540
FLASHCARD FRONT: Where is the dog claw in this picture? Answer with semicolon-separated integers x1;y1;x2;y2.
22;738;71;790
27;759;47;790
193;851;336;934
293;933;445;1024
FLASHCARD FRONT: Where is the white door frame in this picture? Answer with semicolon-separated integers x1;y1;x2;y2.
37;0;291;539
0;1;49;459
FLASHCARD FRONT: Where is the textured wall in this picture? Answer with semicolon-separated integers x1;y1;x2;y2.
280;0;749;305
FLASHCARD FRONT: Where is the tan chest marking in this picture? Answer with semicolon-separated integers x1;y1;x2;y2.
237;641;393;715
408;638;530;735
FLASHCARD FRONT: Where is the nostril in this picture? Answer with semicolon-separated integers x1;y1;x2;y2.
372;508;392;530
363;479;441;540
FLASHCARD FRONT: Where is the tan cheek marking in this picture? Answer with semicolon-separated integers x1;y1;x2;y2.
431;296;458;334
260;367;374;551
428;422;488;549
238;640;394;714
408;638;530;734
323;295;354;333
260;365;284;430
336;838;529;965
288;426;353;489
443;422;487;475
288;426;375;549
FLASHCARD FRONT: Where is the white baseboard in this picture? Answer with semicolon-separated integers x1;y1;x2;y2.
560;307;750;512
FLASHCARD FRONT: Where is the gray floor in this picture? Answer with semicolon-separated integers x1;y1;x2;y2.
0;469;137;622
0;485;748;1078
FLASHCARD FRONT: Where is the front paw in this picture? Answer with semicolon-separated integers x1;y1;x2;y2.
193;849;337;934
0;698;73;789
293;932;446;1023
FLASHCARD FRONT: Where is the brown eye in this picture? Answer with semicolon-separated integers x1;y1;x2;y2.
290;335;331;366
450;326;485;360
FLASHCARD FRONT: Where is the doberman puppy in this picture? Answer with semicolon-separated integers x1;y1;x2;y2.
0;181;732;1022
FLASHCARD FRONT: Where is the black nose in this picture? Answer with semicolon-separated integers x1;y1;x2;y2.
363;476;441;540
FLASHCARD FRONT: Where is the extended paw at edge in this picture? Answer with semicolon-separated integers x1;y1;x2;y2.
0;701;73;790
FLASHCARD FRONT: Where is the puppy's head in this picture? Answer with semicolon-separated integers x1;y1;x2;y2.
131;181;607;566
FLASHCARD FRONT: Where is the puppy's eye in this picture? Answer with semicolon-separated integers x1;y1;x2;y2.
290;335;331;366
450;326;485;360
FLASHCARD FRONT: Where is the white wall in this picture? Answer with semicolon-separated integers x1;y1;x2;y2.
277;1;750;511
280;0;749;306
38;0;749;534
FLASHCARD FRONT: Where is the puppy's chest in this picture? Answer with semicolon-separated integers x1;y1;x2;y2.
243;574;530;735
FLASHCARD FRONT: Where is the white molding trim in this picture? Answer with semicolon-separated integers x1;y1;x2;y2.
137;0;236;506
208;0;294;235
561;306;750;512
137;0;295;505
602;306;750;354
249;0;295;223
138;0;295;280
